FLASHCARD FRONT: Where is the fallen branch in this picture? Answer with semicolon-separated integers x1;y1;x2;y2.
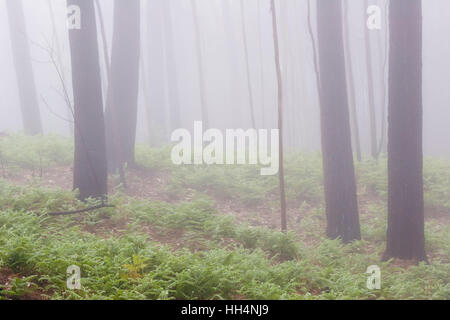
48;204;115;216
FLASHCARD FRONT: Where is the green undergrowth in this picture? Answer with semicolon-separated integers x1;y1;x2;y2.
0;135;449;300
0;180;448;300
0;134;72;176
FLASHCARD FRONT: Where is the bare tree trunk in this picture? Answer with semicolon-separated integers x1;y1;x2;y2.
105;0;141;173
5;0;43;135
384;0;427;262
316;0;361;242
240;0;256;128
307;0;321;113
280;0;297;149
257;0;266;128
343;0;362;162
364;0;378;159
191;0;209;128
270;0;287;232
306;0;322;154
94;0;110;83
67;0;107;201
278;0;291;148
377;0;389;156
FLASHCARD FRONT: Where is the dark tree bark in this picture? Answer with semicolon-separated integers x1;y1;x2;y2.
270;0;287;232
5;0;43;135
67;0;107;201
105;0;141;172
384;0;427;262
316;0;360;242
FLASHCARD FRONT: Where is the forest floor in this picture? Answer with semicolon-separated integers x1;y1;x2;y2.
0;134;449;300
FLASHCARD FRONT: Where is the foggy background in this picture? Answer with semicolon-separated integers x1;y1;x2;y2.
0;0;448;156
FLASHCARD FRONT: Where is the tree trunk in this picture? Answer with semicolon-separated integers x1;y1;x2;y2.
257;0;266;129
5;0;43;135
240;0;256;128
270;0;287;232
191;0;209;128
316;0;360;242
384;0;427;262
105;0;141;172
94;0;110;97
377;0;389;156
342;0;362;162
364;0;378;159
306;0;321;152
67;0;107;201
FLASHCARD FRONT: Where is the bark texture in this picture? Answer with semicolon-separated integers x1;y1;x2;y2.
67;0;107;201
316;0;361;242
105;0;141;172
384;0;427;262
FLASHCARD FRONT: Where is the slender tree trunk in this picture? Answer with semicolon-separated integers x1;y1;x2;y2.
270;0;287;232
280;0;297;149
384;0;427;262
364;0;378;159
67;0;107;201
105;0;141;172
257;0;266;128
306;0;322;154
278;0;290;148
377;0;389;156
240;0;256;128
162;0;181;131
5;0;43;135
94;0;110;90
191;0;209;128
306;0;321;116
343;0;362;162
316;0;360;242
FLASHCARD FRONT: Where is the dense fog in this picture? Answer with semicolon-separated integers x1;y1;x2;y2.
0;0;448;302
1;0;449;156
